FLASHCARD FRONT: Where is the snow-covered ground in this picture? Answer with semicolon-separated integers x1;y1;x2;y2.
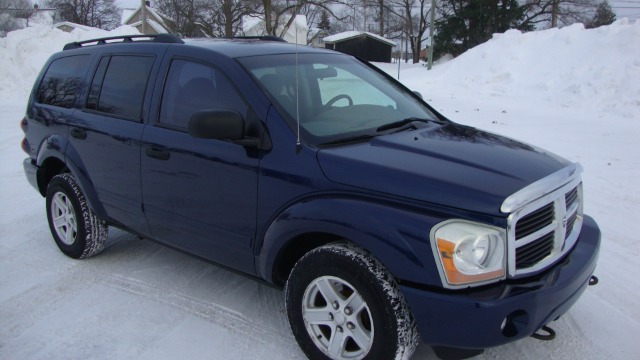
1;21;639;359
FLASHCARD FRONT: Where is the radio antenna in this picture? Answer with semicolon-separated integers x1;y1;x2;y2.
294;7;301;150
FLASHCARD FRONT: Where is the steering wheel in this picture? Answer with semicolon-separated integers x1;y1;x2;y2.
325;94;353;108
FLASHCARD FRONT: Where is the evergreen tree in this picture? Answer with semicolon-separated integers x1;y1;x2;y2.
434;0;530;58
318;10;331;31
586;1;616;28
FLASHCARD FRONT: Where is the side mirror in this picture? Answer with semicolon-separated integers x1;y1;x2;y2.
412;91;423;100
188;109;244;140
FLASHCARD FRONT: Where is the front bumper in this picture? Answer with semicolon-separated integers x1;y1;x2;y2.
402;215;600;349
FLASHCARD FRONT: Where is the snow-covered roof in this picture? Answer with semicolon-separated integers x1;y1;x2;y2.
129;19;168;34
121;5;173;28
323;31;395;46
242;14;308;34
241;15;308;45
242;17;263;33
293;14;308;30
121;8;136;26
53;21;97;32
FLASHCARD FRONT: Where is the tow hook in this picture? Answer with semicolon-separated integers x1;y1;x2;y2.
531;276;598;342
531;325;556;341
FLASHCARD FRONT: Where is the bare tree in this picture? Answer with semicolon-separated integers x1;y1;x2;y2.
251;0;345;42
520;0;599;28
156;0;254;37
46;0;121;29
385;0;434;63
156;0;205;36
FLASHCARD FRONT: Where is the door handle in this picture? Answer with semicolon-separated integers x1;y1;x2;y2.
70;128;87;140
145;146;170;160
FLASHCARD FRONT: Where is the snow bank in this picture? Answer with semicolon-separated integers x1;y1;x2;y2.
397;20;640;111
0;25;141;102
1;19;639;360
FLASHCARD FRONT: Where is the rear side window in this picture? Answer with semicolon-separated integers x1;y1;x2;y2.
36;55;90;108
86;55;154;120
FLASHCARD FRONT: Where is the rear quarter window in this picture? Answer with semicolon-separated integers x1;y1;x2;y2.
86;55;154;120
36;55;90;108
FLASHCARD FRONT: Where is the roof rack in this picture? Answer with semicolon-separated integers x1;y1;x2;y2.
63;34;184;51
227;36;287;42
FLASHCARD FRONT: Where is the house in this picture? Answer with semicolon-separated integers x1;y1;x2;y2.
323;31;395;63
242;15;308;45
309;28;329;48
53;21;96;33
121;1;175;35
29;5;58;26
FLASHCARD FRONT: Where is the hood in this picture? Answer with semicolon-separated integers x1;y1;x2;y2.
317;123;570;216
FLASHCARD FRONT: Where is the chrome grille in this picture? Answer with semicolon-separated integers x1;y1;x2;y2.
504;164;584;278
515;203;554;239
516;232;554;269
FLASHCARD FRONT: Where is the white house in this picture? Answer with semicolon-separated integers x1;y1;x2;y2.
242;14;308;45
121;2;175;35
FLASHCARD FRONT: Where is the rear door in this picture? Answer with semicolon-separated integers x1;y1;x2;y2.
66;50;161;235
141;56;260;274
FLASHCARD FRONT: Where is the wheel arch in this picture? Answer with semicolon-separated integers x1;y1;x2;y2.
257;196;444;288
35;137;108;220
270;232;343;287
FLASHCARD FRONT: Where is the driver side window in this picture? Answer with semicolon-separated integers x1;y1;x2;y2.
316;66;396;109
159;59;248;130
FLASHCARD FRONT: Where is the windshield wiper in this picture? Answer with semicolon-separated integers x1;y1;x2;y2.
320;134;376;146
376;117;437;133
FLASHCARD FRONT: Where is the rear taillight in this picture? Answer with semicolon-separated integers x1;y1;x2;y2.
20;118;29;154
21;138;30;154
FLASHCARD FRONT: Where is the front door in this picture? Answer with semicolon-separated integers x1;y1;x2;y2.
141;58;259;274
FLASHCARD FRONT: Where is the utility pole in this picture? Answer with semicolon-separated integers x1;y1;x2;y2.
551;0;558;27
363;0;367;32
141;0;147;34
427;0;436;69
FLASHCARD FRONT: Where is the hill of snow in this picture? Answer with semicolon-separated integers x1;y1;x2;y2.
0;25;141;102
1;22;639;359
387;19;640;113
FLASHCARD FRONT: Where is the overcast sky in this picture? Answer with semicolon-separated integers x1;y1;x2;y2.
115;0;640;22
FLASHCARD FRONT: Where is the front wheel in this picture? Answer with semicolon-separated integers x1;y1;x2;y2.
285;243;418;360
46;173;108;259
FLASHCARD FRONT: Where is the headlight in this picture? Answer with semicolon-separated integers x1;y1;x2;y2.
430;220;506;288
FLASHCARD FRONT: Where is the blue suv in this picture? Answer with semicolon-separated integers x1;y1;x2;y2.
21;34;600;360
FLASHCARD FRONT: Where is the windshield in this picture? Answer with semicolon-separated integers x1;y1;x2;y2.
238;53;440;146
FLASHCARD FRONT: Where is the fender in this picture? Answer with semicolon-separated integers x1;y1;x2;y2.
34;134;68;194
63;141;109;220
35;134;108;220
257;195;447;287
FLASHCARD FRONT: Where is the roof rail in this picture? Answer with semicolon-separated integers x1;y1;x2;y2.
63;34;184;51
227;36;287;43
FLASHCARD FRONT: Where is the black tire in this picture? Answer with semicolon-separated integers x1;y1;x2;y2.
46;173;108;259
285;243;418;360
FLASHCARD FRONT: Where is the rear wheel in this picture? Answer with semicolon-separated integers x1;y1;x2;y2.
285;243;418;360
46;173;108;259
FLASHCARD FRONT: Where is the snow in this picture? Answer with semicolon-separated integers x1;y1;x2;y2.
121;8;137;25
1;21;640;359
323;31;396;46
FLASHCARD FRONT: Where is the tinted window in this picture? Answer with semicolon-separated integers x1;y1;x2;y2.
159;59;248;130
240;54;438;145
93;56;154;120
36;55;90;108
86;56;109;111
